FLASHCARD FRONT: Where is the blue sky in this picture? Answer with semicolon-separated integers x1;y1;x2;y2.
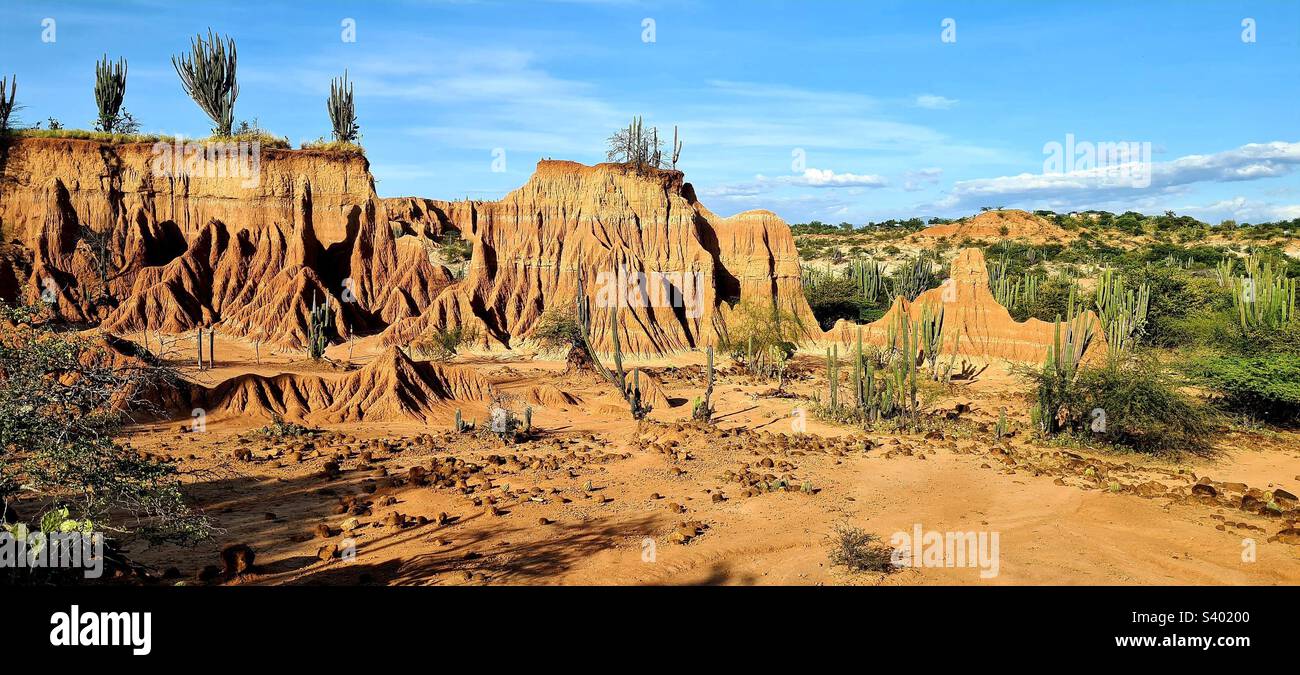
2;0;1298;224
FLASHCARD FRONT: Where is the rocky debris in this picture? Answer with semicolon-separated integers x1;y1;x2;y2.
1271;528;1300;545
669;521;708;545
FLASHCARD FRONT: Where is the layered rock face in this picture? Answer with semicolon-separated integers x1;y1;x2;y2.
381;160;817;354
823;248;1105;362
0;138;450;348
1;140;1080;364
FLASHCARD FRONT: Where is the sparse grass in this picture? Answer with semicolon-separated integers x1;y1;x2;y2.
827;523;894;574
5;127;292;148
6;128;178;144
300;138;366;155
209;131;291;149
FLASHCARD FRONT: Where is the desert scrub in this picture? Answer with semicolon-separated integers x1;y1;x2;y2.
720;298;803;381
255;416;318;439
0;306;212;545
827;523;893;573
411;324;481;362
1191;352;1300;425
1069;357;1213;454
1023;354;1213;455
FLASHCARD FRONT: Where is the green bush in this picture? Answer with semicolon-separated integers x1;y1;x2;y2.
1144;272;1233;348
1020;354;1213;454
803;274;864;329
1025;276;1076;322
1068;358;1213;454
1161;309;1238;350
1191;352;1300;424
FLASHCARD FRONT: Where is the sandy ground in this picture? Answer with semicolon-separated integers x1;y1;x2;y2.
115;332;1300;585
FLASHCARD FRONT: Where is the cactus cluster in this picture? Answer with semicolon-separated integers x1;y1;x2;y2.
800;256;889;320
575;271;652;419
917;304;945;379
307;291;332;360
172;29;238;137
605;116;679;171
1094;268;1149;361
893;254;938;302
820;319;921;428
987;253;1042;316
0;75;16;131
94;56;127;133
1031;289;1095;435
1215;257;1237;288
327;70;358;142
454;408;468;433
1232;255;1295;330
847;257;888;307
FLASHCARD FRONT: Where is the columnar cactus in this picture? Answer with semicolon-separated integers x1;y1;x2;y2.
94;55;127;133
172;30;238;137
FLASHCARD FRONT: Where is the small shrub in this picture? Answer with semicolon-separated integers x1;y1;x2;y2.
827;523;893;573
721;299;803;368
531;306;598;373
411;323;481;362
437;230;472;264
256;416;318;439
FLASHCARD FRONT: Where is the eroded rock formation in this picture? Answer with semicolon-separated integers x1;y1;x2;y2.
0;139;1086;368
379;161;818;354
0;138;450;349
191;347;492;424
822;248;1105;362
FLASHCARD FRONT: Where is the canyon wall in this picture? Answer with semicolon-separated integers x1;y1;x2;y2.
378;160;818;354
0;137;450;348
0;138;1084;362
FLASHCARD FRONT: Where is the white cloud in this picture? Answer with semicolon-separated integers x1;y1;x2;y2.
1177;197;1300;224
786;168;888;188
903;167;943;191
936;140;1300;211
914;94;958;110
703;167;887;199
